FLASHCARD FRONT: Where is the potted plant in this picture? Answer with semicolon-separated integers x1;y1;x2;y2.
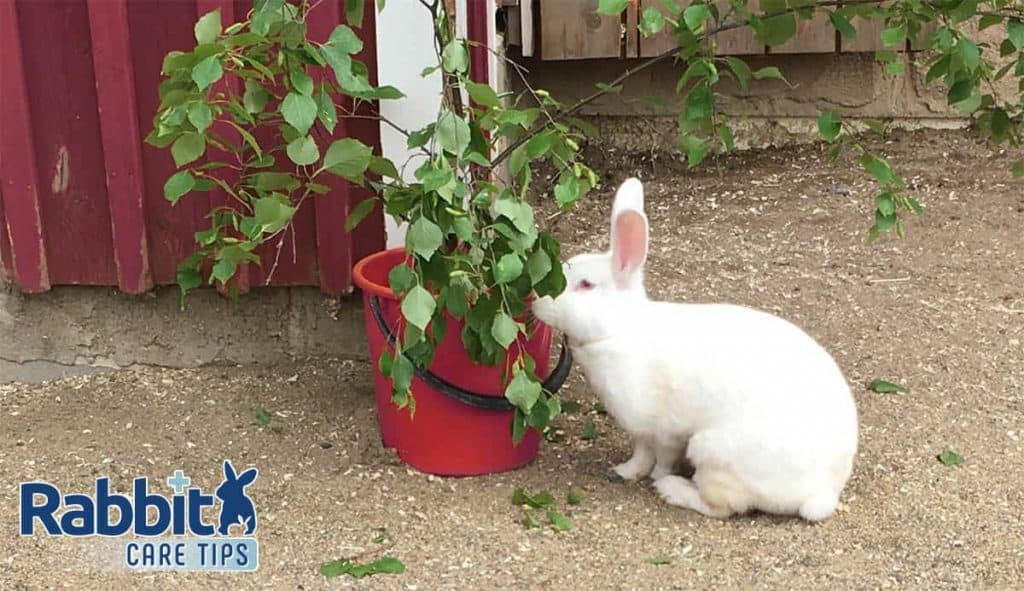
150;0;1023;475
148;0;583;475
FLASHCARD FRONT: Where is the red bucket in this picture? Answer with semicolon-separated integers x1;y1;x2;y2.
353;248;570;476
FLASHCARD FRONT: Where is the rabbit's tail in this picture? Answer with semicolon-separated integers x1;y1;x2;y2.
798;489;838;522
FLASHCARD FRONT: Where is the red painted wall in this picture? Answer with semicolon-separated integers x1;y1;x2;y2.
0;0;384;294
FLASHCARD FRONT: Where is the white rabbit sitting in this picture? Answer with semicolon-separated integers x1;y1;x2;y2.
532;178;858;521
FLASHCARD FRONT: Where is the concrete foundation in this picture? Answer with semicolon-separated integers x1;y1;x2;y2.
0;281;369;383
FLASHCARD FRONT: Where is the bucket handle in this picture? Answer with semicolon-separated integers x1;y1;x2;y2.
368;295;573;412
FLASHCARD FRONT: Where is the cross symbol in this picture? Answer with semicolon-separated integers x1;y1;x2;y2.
166;470;191;495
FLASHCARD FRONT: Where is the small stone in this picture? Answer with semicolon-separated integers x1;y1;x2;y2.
318;441;333;449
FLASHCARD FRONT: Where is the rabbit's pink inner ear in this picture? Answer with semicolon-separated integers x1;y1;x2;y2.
611;210;648;286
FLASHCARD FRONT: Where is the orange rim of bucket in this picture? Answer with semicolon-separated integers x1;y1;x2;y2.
352;247;408;299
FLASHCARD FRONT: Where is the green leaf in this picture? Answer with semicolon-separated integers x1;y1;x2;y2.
191;56;223;91
526;249;552;284
554;175;580;208
546;510;571;532
946;79;973;104
290;69;314;96
436;110;471;156
328;24;364;54
254;406;271;427
685;85;713;121
243;80;272;114
566;490;585;505
494;253;523;284
252;172;300;191
683;5;709;32
1009;19;1024;50
1012;160;1024;179
522;510;540;529
752;66;785;81
344;0;365;28
442;40;469;73
958;39;980;72
881;25;906;47
505;372;541;414
406;218;443;260
937;450;964;466
316;85;338;133
725;57;752;90
639;7;666;36
211;259;237;284
862;155;895;184
401;285;435;331
171;132;206;166
646;555;672;565
323;138;373;180
187;102;213;133
194;9;222;45
561;400;583;414
286;135;320;166
817;110;842;142
906;196;924;215
280;92;318;136
755;8;796;47
678;134;708;168
596;0;628;16
465;80;501;108
253;195;297;234
369;156;400;180
491;312;518;349
581;421;599;440
868;379;908;394
876;193;895;217
163;171;195;203
512;487;554;508
494;199;535;233
345;198;377;231
388;264;416;295
828;11;856;39
320;557;405;579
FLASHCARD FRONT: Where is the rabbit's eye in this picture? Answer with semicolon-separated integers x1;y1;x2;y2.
576;279;595;291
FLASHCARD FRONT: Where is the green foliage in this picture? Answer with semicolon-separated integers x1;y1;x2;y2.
937;450;964;466
320;556;405;579
868;379;909;394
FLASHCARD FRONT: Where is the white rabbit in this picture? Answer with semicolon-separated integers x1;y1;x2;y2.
532;178;858;521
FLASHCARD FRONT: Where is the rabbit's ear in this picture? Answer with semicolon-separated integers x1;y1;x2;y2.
610;179;648;288
236;468;258;487
223;460;237;481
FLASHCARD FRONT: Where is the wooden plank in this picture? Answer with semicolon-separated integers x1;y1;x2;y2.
639;1;763;58
344;0;385;279
127;0;212;285
768;4;835;54
911;21;938;51
0;0;51;292
195;0;250;294
307;0;356;294
540;0;622;60
86;0;154;294
13;0;118;287
0;184;11;283
625;0;639;58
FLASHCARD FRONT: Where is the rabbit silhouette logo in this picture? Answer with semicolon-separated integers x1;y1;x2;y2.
214;460;258;536
19;459;260;572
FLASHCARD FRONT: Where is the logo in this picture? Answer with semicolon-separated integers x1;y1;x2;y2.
19;460;259;572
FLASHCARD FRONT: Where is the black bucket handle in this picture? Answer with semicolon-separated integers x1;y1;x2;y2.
368;295;573;412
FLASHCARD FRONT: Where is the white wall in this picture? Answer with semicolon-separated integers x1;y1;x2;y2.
375;5;442;248
375;1;498;248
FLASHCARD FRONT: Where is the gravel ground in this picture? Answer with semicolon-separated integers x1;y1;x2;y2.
1;130;1022;590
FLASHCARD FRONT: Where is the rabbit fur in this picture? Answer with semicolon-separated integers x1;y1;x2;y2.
532;178;858;521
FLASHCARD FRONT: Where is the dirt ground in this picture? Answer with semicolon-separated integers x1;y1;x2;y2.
2;130;1022;590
